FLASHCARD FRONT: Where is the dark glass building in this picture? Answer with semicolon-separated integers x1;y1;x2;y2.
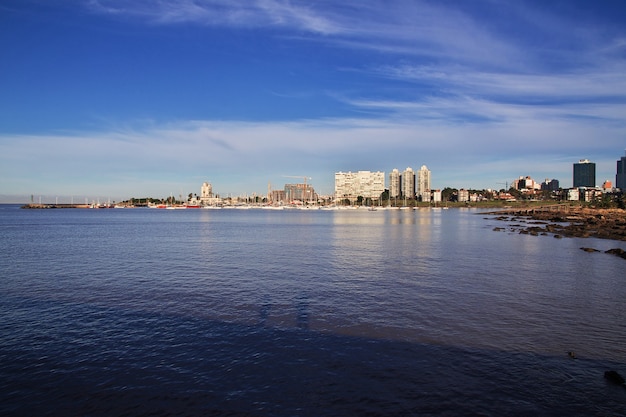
541;179;560;191
617;152;626;190
573;159;596;188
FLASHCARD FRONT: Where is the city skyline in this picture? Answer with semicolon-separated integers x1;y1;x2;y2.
1;1;625;203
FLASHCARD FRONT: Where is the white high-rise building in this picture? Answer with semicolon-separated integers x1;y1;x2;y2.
389;169;400;198
335;171;385;202
401;167;415;199
200;182;213;204
417;165;431;202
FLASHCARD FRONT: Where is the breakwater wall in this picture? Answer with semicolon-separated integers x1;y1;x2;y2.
21;204;92;209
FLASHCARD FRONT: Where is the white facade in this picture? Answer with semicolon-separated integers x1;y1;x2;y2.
335;171;385;201
389;169;400;198
514;176;541;191
200;182;213;203
432;190;442;203
401;167;415;198
458;189;469;202
417;165;431;200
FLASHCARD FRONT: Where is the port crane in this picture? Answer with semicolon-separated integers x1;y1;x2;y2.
283;175;312;186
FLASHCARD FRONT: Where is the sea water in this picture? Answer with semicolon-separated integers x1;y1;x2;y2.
1;205;625;416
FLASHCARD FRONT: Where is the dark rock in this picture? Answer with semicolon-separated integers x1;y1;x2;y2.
604;370;625;385
580;247;600;253
605;248;626;260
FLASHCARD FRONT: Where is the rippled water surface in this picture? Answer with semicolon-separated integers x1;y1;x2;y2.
1;205;625;416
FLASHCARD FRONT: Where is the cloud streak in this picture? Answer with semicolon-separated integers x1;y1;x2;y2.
2;108;623;200
86;0;342;34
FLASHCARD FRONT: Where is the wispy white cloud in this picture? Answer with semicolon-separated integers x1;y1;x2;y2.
2;109;623;200
374;64;626;99
83;0;626;79
85;0;342;34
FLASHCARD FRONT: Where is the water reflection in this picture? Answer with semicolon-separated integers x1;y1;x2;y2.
296;293;310;330
4;207;625;362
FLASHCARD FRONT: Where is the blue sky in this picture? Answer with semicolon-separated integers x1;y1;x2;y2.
1;0;625;202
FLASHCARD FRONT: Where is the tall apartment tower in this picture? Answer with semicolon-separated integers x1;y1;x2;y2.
573;159;596;188
616;151;626;190
389;169;400;198
401;167;415;199
417;165;431;201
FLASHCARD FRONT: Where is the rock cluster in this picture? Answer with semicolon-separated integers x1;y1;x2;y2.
489;207;626;241
488;207;626;260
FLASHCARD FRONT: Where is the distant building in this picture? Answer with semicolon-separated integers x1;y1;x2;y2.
541;179;560;192
285;183;317;203
389;169;400;198
567;188;580;201
458;189;469;202
602;180;613;192
573;159;596;188
432;189;442;203
616;151;626;190
200;182;213;204
199;182;221;206
401;167;415;199
582;188;602;202
495;191;515;201
513;176;540;191
334;171;385;202
271;189;286;203
417;165;431;202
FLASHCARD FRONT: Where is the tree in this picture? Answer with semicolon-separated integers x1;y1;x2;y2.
596;193;614;209
442;187;457;202
508;187;523;200
618;194;626;210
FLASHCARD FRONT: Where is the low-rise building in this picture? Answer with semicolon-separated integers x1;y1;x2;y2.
582;188;602;202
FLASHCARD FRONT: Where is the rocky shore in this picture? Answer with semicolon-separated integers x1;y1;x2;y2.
487;206;626;260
